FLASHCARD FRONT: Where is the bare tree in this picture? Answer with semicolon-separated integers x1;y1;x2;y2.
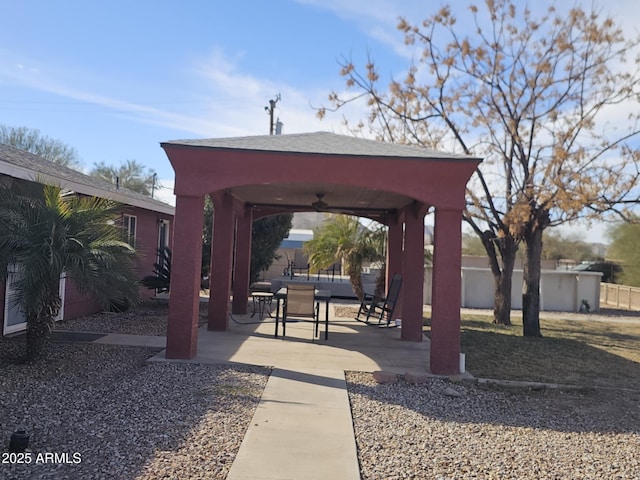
0;124;81;169
319;1;640;335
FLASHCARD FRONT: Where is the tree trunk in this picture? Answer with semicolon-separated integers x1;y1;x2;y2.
523;226;544;337
374;268;386;299
26;314;53;361
493;249;516;325
25;286;60;361
482;231;517;326
348;262;365;302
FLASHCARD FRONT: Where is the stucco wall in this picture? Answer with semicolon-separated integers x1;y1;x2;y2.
60;277;102;320
125;207;173;300
2;206;174;333
424;267;602;312
60;206;174;319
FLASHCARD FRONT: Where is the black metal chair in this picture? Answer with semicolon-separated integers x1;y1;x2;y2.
287;250;310;279
317;262;340;282
355;273;402;327
282;284;319;339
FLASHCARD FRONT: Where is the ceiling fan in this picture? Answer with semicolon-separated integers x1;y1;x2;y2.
311;193;330;211
253;191;394;220
311;193;359;216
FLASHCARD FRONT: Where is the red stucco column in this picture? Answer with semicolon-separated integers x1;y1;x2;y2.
208;191;235;331
166;194;204;359
430;207;463;374
232;205;253;314
386;215;404;320
400;206;425;341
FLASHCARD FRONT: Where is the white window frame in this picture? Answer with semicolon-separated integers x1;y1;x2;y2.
123;214;137;248
3;267;26;335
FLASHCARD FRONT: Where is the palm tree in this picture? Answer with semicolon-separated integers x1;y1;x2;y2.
0;184;140;360
304;215;386;301
90;159;157;196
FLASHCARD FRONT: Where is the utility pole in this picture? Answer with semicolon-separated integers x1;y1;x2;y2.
265;94;281;135
151;173;157;198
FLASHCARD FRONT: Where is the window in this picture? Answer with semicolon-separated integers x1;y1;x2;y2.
123;214;137;248
158;219;169;252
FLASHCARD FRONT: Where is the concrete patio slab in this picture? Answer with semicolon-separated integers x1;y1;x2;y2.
150;303;430;373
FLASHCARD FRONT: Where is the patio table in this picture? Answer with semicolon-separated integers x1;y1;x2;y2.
273;287;331;340
250;292;273;319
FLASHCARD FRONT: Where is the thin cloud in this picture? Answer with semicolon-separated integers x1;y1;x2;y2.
0;50;217;135
154;178;176;206
293;0;429;58
0;46;348;139
190;47;354;136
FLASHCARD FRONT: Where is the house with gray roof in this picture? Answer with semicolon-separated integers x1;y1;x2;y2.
0;143;175;335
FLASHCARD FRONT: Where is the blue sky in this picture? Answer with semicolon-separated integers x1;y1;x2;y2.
1;0;637;242
1;0;419;189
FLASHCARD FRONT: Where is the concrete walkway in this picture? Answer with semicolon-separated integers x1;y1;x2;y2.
226;367;360;480
93;332;166;348
145;305;432;480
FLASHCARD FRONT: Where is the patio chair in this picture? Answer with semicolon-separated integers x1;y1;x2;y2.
290;250;310;280
282;251;293;277
317;262;341;282
282;284;319;340
355;273;402;327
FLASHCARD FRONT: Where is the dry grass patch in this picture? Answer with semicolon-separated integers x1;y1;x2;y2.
424;312;640;390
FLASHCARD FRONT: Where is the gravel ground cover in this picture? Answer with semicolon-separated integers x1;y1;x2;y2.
336;304;640;478
53;299;208;337
347;372;640;479
0;341;269;480
3;302;640;479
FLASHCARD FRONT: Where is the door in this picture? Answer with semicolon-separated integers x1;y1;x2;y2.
3;269;26;335
158;219;169;252
3;268;66;335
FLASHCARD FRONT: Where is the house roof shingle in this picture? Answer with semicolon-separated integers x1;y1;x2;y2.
0;143;174;215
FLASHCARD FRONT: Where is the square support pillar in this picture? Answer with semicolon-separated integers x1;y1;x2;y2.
208;191;235;331
386;217;404;290
400;206;425;342
430;207;463;374
232;205;253;314
386;215;404;320
166;194;205;359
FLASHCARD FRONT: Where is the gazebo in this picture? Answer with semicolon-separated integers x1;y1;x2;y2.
161;132;481;375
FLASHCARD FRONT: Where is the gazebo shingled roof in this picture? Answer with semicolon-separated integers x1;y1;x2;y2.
164;131;474;159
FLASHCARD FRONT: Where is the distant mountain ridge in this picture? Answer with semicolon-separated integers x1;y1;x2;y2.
291;212;329;229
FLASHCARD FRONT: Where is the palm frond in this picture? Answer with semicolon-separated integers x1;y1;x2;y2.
0;184;141;358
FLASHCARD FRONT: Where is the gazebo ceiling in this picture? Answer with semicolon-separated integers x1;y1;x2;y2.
229;182;415;217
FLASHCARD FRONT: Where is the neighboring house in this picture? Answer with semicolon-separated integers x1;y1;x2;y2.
0;143;175;336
